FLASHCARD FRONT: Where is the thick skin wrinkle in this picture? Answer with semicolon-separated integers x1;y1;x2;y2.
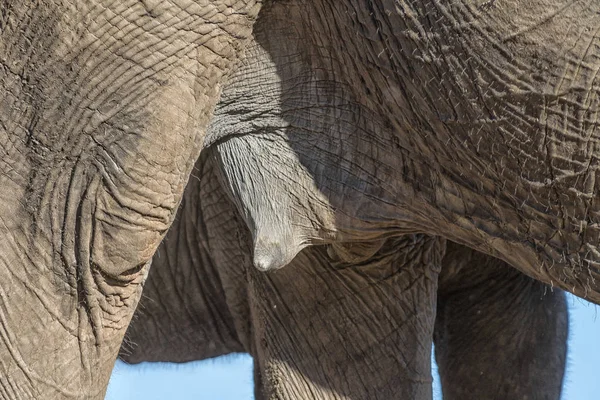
0;1;261;398
127;151;449;399
210;0;600;303
435;242;568;400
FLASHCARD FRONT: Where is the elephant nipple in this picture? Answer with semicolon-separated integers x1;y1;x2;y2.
252;234;300;272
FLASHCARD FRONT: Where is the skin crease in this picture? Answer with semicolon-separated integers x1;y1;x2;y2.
0;1;592;400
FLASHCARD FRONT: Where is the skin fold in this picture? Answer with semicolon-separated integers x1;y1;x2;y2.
0;0;596;399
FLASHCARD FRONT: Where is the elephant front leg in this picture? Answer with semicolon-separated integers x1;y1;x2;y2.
0;1;263;398
434;243;568;400
249;235;444;400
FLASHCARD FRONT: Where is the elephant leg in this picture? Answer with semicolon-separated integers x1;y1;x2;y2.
434;242;568;400
249;235;445;400
0;1;262;397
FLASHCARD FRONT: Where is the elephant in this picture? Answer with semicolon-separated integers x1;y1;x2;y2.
0;0;597;399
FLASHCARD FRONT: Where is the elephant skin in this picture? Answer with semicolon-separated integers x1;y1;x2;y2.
0;1;261;398
124;150;567;399
0;0;594;399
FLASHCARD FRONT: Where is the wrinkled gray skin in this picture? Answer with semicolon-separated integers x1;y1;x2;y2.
0;0;596;399
0;1;260;398
122;155;568;400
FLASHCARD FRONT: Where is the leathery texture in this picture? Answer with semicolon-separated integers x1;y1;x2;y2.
250;235;445;399
0;0;261;398
210;0;600;303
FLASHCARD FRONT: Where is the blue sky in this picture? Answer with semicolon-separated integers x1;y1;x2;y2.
106;293;599;400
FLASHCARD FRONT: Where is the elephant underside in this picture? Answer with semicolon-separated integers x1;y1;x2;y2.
208;0;600;303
